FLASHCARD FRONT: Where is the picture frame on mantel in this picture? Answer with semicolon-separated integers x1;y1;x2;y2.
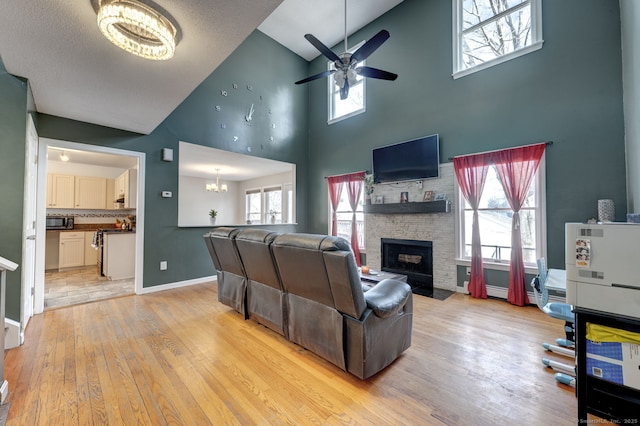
434;193;446;201
423;190;433;202
375;195;384;204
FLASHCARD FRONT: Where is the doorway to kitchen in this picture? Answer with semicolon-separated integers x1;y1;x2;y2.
34;138;145;313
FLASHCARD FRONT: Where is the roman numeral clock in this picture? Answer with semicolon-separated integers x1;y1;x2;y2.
215;83;277;153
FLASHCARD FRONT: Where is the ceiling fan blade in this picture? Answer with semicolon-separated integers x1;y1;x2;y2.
295;70;335;85
339;79;350;100
304;34;341;63
351;30;390;63
356;66;398;81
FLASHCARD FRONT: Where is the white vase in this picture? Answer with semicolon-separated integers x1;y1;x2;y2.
209;217;216;225
597;199;615;222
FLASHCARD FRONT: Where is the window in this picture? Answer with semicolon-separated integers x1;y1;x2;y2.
452;0;543;79
245;189;261;224
328;42;366;124
456;156;545;266
330;185;365;249
245;185;292;224
264;186;282;223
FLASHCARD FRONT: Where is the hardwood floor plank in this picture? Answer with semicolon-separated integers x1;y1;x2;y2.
5;282;582;425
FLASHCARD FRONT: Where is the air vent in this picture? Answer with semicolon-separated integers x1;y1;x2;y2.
578;228;604;237
578;269;604;279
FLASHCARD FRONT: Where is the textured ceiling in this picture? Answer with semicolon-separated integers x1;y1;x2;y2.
0;0;403;135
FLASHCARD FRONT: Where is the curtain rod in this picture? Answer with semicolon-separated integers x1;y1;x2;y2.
324;170;369;179
447;141;553;161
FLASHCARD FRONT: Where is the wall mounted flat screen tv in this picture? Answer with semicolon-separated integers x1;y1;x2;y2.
372;134;440;183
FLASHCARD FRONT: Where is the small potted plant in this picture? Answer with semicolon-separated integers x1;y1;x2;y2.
364;174;375;204
209;209;218;225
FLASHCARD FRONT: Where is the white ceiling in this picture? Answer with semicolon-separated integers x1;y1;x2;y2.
0;0;403;135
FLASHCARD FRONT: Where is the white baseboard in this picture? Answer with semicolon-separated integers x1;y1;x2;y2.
139;275;217;295
4;318;21;349
460;281;565;304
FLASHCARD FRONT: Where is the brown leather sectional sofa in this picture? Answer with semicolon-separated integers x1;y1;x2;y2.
204;227;413;379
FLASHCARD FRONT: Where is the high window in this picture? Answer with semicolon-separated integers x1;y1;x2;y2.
328;42;366;124
455;156;546;267
452;0;543;79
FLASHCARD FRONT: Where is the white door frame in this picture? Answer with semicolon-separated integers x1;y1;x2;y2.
34;138;145;315
20;114;38;338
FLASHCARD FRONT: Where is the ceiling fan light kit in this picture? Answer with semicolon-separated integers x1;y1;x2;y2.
295;0;397;99
97;0;177;61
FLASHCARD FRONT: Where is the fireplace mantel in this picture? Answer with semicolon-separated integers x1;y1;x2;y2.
364;200;450;215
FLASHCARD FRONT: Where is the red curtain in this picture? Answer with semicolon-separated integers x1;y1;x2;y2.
493;143;546;306
454;154;491;299
346;173;364;266
327;172;365;265
327;176;344;236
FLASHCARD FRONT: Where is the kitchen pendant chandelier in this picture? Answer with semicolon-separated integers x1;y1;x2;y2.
97;0;177;61
206;169;228;193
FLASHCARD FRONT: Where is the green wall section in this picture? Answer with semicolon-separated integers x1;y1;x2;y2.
36;31;309;300
305;0;626;270
0;60;28;320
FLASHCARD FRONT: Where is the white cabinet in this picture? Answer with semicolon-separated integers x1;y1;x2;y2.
75;176;106;209
115;169;137;208
84;231;97;266
103;232;135;280
46;174;75;208
59;231;85;268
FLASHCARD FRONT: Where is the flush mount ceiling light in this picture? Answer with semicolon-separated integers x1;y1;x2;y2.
206;169;228;193
97;0;177;61
59;151;70;162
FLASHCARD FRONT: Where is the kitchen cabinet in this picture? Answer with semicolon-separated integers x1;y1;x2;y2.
103;232;135;280
106;178;117;209
74;176;106;209
115;169;137;208
46;174;75;208
84;231;97;266
59;231;85;268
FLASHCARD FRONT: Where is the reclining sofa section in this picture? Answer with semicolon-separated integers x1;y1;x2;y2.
204;227;413;380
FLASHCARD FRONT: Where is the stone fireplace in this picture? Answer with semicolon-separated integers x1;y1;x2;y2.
365;163;456;292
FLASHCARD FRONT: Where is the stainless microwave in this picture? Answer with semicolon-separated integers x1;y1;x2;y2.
46;216;74;230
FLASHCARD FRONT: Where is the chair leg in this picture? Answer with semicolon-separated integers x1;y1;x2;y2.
555;338;574;348
554;373;576;387
542;357;575;376
543;342;575;358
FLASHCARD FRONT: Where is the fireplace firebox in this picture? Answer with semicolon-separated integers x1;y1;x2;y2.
381;238;433;297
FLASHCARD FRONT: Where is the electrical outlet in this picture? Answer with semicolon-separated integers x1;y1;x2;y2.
160;261;168;271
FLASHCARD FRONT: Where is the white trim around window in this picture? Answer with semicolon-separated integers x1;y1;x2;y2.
454;154;547;271
452;0;544;79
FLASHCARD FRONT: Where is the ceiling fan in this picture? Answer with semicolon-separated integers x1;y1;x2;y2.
294;0;398;100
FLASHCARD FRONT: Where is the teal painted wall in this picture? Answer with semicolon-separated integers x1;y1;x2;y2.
305;0;626;273
33;32;308;312
0;59;28;320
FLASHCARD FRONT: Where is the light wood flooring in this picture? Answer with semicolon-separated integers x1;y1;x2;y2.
44;266;134;310
5;283;608;425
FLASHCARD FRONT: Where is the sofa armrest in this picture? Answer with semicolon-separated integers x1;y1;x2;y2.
364;279;412;318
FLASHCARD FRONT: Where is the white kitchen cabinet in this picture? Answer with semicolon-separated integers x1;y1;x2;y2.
103;232;135;280
115;169;137;208
84;231;97;266
46;174;75;208
59;231;85;268
106;178;116;209
75;176;106;209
